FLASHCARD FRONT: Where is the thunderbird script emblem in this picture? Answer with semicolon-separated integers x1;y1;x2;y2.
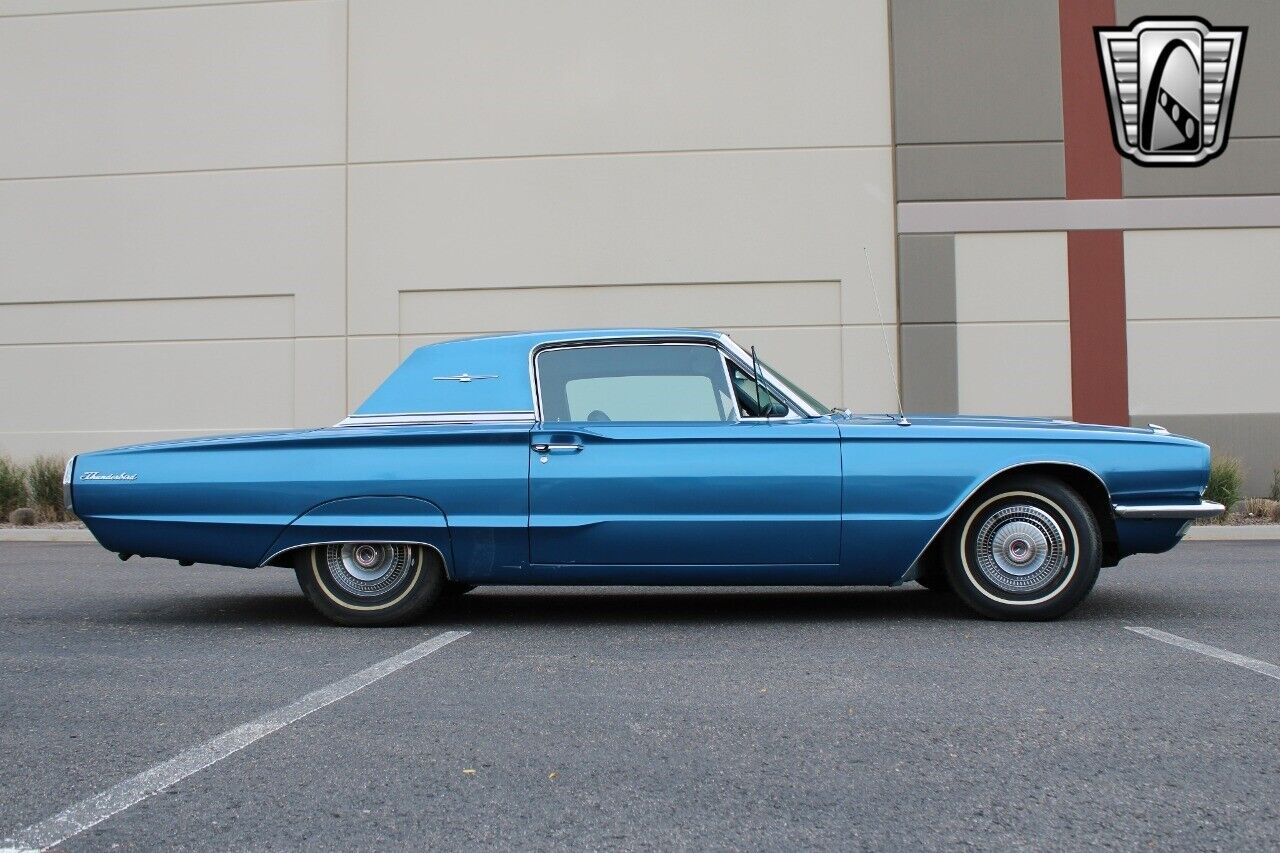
1095;17;1246;166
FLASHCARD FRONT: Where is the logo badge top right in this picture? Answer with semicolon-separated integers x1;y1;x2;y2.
1096;17;1246;167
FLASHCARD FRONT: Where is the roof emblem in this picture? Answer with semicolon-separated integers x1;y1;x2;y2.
432;373;498;383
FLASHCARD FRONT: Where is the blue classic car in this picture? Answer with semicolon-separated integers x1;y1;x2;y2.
67;329;1222;625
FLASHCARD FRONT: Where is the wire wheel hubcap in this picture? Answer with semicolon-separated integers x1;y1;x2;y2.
327;543;414;598
975;505;1067;594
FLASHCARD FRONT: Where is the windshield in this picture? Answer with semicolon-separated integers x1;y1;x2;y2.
757;357;830;415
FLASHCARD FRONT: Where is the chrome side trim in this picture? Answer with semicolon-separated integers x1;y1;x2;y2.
1148;423;1170;435
259;539;454;580
1113;501;1225;519
336;411;535;427
894;460;1113;583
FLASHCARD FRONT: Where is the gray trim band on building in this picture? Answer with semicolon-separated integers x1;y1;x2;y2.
898;195;1280;233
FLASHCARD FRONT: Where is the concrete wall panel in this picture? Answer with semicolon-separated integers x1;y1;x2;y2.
1;339;295;434
349;150;896;333
0;1;252;13
350;0;891;162
1129;319;1280;415
954;232;1069;322
0;295;293;347
1125;228;1280;320
896;143;1065;201
398;281;840;337
891;0;1063;145
0;1;345;178
0;168;346;337
1123;139;1280;198
956;322;1071;417
898;235;956;325
901;324;958;414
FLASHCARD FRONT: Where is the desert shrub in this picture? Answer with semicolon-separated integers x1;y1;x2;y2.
0;455;26;517
26;455;70;522
1241;498;1280;523
1271;467;1280;503
1204;456;1244;522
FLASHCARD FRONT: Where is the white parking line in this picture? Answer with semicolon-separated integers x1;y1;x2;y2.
1127;626;1280;682
0;630;469;853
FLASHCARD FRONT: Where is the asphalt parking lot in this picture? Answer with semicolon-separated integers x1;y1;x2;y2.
1;542;1277;851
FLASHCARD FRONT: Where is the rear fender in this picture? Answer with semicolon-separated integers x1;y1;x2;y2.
259;496;454;578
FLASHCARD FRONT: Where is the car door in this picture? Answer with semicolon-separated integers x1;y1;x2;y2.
528;341;841;580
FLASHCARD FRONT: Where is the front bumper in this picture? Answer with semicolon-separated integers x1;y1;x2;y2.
1112;500;1226;520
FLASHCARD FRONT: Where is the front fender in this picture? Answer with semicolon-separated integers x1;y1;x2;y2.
259;496;454;576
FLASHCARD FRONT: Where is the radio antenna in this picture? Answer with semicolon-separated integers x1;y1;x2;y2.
863;247;909;427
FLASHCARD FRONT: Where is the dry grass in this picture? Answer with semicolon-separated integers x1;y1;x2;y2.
0;455;27;518
1203;456;1244;524
26;454;72;522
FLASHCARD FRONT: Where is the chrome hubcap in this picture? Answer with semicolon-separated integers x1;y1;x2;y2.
326;543;414;597
975;505;1067;593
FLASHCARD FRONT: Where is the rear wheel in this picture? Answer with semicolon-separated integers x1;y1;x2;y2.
942;475;1101;620
293;543;444;626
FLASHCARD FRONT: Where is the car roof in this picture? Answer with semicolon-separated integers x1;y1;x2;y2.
353;329;727;419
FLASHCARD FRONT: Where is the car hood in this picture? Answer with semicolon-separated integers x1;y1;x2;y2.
836;413;1200;443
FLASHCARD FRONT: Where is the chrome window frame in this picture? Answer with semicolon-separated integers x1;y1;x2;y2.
532;340;741;425
529;334;815;425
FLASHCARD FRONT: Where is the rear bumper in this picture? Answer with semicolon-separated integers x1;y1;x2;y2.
1112;500;1226;520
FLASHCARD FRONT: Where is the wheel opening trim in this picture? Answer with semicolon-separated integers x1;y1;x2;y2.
895;460;1111;584
262;539;453;580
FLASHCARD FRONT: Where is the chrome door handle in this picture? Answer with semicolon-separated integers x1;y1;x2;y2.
532;443;583;452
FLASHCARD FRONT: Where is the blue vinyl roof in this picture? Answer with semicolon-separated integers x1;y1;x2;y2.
354;329;722;416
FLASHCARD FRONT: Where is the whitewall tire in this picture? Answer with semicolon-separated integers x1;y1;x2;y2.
943;476;1102;620
294;543;445;626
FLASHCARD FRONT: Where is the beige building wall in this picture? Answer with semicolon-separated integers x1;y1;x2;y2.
1125;228;1280;493
0;0;897;459
953;232;1071;418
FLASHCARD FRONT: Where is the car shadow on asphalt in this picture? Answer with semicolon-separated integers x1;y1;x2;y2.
100;582;1216;628
424;585;1202;627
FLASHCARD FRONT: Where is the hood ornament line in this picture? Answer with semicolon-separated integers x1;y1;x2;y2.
432;373;498;383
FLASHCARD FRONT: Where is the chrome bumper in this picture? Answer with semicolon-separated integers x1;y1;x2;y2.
63;455;75;513
1112;500;1225;520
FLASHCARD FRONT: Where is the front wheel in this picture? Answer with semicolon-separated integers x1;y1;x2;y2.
942;476;1101;620
294;543;445;626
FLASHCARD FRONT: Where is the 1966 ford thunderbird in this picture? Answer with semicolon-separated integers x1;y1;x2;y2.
67;328;1222;625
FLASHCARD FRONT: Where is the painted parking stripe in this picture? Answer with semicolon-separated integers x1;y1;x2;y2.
0;630;469;853
1127;627;1280;682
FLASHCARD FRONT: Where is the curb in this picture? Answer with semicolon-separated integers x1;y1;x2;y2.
2;526;1279;544
1184;524;1280;541
0;528;96;543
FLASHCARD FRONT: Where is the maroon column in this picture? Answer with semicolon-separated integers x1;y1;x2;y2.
1059;0;1129;425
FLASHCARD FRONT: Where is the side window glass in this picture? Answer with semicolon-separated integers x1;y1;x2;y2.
537;344;735;423
726;361;790;418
